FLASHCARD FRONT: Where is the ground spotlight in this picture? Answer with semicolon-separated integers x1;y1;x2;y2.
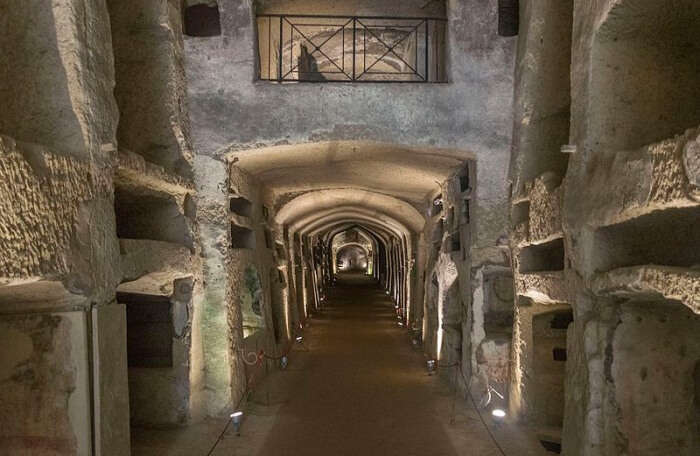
230;411;243;435
397;321;404;327
426;359;436;375
491;409;506;419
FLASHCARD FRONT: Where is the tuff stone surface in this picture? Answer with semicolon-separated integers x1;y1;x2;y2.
0;136;95;284
591;265;700;314
108;0;194;178
516;271;567;305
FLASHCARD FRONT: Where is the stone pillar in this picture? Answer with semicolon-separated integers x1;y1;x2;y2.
0;0;128;454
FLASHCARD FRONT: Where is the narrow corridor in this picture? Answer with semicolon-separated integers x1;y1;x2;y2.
257;272;463;455
132;274;546;456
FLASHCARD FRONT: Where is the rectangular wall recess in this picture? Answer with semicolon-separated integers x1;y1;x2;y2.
519;238;565;273
230;196;253;217
120;293;173;368
231;224;255;249
592;207;700;273
114;184;192;247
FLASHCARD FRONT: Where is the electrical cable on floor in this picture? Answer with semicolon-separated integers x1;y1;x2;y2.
204;331;306;456
436;361;508;456
204;371;253;456
262;339;294;360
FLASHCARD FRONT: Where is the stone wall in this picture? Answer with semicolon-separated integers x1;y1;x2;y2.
108;0;206;429
0;1;128;454
184;0;517;269
109;0;194;178
509;1;700;454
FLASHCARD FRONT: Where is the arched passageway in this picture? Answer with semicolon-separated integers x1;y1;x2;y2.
127;135;548;454
4;1;698;455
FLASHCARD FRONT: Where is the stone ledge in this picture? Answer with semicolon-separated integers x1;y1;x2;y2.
591;265;700;314
0;279;87;311
117;271;193;298
587;126;700;229
116;149;194;196
516;271;567;304
119;239;193;283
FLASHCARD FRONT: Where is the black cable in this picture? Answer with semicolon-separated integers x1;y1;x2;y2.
205;332;307;455
205;346;266;455
422;350;506;455
262;340;294;360
204;387;248;456
454;363;508;456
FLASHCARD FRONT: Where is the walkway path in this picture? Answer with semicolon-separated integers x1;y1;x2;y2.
132;273;547;456
256;273;464;455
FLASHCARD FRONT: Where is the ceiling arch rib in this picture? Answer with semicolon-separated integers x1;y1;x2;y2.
231;141;467;206
276;188;425;234
314;220;396;252
324;223;391;249
335;243;370;256
299;211;409;239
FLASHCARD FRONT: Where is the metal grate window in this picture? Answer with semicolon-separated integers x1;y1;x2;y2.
257;15;447;83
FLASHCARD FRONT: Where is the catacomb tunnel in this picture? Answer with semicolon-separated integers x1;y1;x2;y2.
0;1;699;455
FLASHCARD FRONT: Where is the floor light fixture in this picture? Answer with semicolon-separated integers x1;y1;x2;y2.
230;411;244;435
491;409;506;419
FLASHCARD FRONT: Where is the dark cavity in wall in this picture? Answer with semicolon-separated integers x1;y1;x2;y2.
230;196;253;217
450;233;461;253
462;199;471;224
460;171;471;193
591;207;700;273
552;347;567;362
120;293;174;368
498;0;519;37
231;224;255;249
519;238;565;273
550;311;573;330
540;440;562;453
264;229;273;249
184;3;221;37
114;185;193;248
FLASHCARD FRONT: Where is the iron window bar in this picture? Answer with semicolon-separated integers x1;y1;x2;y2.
256;14;448;83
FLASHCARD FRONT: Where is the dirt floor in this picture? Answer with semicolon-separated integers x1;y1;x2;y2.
132;274;549;455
